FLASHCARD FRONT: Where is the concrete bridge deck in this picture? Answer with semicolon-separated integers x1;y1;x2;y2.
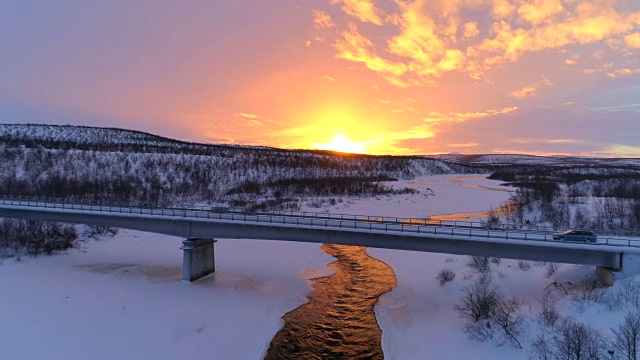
1;197;639;284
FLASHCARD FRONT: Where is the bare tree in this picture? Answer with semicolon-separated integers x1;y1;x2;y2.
612;312;640;360
492;296;524;348
553;319;605;360
619;279;640;308
539;290;560;329
573;207;590;230
531;333;552;360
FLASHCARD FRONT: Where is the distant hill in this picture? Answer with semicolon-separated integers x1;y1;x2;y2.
433;153;640;168
0;124;480;209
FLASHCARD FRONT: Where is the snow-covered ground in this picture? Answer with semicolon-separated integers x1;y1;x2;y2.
0;175;631;359
303;174;512;219
0;235;332;359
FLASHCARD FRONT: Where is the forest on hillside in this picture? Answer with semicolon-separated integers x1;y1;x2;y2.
0;124;483;210
488;166;640;234
2;124;640;257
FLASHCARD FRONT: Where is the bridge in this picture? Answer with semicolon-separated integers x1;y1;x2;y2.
0;197;639;285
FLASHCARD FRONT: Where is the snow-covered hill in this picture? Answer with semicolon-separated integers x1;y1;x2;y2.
0;124;481;208
435;153;640;167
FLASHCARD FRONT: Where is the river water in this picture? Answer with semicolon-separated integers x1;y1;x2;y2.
264;244;396;359
265;175;511;359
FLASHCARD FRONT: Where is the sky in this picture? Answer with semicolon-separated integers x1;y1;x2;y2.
1;0;640;156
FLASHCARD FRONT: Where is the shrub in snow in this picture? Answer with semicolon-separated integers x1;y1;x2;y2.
490;257;502;266
572;276;606;304
436;268;455;286
456;274;524;348
546;263;558;278
467;256;490;273
456;274;497;321
481;207;502;229
456;274;499;340
0;218;78;257
517;260;531;271
86;225;118;238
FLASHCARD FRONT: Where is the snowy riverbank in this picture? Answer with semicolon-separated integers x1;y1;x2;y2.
2;175;631;359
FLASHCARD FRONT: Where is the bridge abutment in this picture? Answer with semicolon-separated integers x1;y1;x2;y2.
181;238;216;282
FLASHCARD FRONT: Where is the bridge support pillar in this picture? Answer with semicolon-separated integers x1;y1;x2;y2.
181;238;216;282
596;253;640;287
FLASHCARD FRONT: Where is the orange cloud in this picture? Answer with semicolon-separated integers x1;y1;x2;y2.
234;112;262;119
234;112;266;126
565;54;580;65
596;145;640;157
449;142;479;148
385;0;468;81
511;86;538;98
625;33;640;48
334;23;409;86
422;107;518;124
472;8;639;66
510;76;553;98
493;0;516;19
312;9;334;29
463;22;480;39
607;68;640;77
518;0;564;25
322;0;640;86
330;0;384;25
510;138;582;144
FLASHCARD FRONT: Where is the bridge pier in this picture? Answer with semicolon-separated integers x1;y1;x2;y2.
596;253;640;287
181;238;216;282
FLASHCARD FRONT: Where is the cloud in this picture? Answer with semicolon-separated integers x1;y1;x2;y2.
422;106;518;124
564;54;580;65
607;68;640;77
509;138;583;144
591;49;606;59
233;112;267;126
509;75;554;98
312;9;334;29
330;0;384;25
625;33;640;48
386;0;466;81
492;0;516;19
334;23;409;86
423;104;640;156
596;144;640;157
462;22;480;39
518;0;564;25
448;142;479;148
511;86;538;98
234;112;261;119
320;0;640;87
322;75;336;82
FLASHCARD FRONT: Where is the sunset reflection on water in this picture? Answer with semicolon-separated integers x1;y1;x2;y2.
265;244;396;360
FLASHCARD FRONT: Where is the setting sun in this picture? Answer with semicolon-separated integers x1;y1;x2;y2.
312;134;366;154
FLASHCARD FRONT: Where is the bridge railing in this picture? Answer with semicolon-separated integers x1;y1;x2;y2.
1;195;639;247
